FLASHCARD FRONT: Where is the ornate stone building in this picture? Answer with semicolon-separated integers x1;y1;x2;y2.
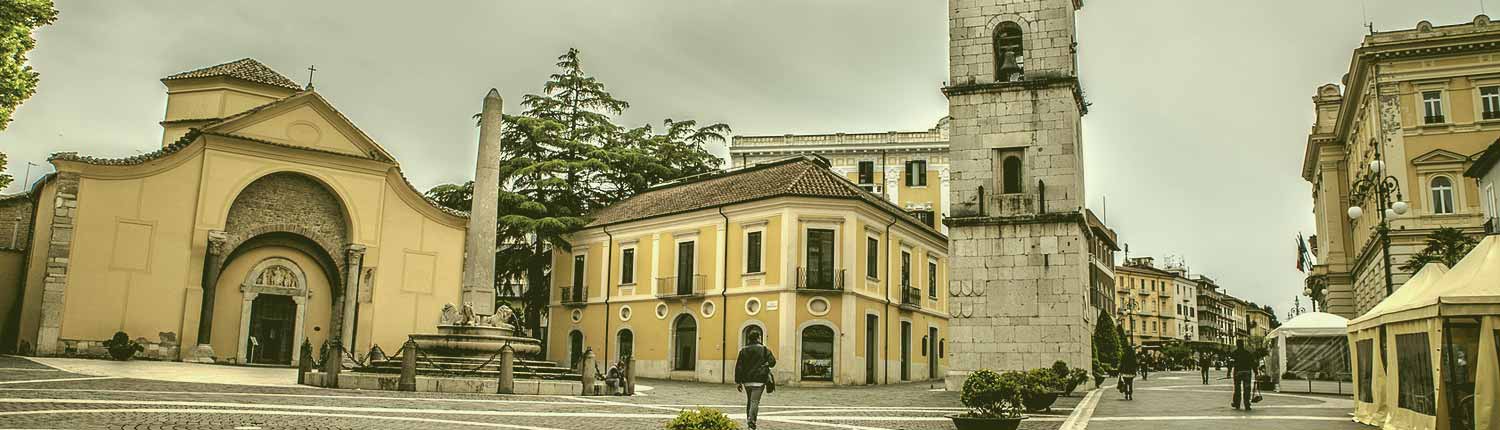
0;59;479;365
943;0;1109;388
1302;17;1500;319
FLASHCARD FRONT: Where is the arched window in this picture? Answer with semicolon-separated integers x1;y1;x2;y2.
1002;156;1023;194
801;325;835;381
993;22;1024;82
673;315;697;371
742;325;764;348
617;329;634;361
939;339;946;356
1431;176;1456;214
921;335;929;356
568;330;584;368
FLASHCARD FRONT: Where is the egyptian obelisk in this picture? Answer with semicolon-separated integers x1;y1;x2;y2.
462;89;503;315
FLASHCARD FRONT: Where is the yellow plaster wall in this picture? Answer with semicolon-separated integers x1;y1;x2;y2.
232;105;366;157
15;179;58;349
58;154;204;344
357;182;467;353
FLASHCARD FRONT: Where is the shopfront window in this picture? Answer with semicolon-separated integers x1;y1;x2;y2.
801;325;835;381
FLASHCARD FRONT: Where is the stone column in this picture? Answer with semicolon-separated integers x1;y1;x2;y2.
462;89;503;316
291;295;307;367
237;292;259;364
339;244;366;353
193;231;228;360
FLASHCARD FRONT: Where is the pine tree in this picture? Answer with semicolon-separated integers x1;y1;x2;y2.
429;48;729;335
1092;309;1120;371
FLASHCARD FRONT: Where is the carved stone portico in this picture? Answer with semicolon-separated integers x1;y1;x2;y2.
237;257;310;365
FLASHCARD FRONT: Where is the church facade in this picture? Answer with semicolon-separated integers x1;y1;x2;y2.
0;59;470;365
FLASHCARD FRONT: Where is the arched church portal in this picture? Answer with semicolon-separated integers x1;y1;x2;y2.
239;257;310;365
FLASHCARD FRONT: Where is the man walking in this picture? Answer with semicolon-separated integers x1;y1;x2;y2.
735;331;776;429
1199;351;1211;385
1228;339;1256;410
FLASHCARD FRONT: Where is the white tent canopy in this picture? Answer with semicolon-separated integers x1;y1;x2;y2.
1268;312;1349;386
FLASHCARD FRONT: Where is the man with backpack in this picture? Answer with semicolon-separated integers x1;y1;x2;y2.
735;331;777;430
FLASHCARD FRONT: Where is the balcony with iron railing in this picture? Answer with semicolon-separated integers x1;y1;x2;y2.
561;285;587;306
795;267;845;293
899;286;922;310
655;275;708;298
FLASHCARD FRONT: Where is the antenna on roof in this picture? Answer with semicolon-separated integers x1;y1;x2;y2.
305;65;318;90
1361;0;1373;33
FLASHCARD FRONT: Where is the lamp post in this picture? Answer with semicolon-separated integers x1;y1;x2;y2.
1347;158;1407;297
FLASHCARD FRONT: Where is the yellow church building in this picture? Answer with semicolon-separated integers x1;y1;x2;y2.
0;58;472;365
547;156;950;386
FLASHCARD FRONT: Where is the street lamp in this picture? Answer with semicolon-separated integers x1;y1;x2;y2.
1346;158;1407;297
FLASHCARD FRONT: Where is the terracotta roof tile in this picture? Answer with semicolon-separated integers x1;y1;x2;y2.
163;58;303;91
587;156;943;239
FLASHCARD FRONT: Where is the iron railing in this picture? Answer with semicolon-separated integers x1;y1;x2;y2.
900;286;922;310
655;275;707;298
795;267;845;292
1425;115;1446;124
561;286;587;305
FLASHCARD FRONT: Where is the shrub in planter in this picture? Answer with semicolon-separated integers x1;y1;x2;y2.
1021;368;1063;412
103;331;143;361
665;408;738;430
1065;368;1089;396
952;369;1027;430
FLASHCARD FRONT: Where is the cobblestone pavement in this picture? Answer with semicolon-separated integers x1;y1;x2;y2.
1085;370;1372;430
0;356;1089;430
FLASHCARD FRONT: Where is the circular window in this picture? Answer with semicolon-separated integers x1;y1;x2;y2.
701;300;717;318
655;303;669;319
570;309;583;323
745;298;762;316
619;305;632;322
807;297;830;316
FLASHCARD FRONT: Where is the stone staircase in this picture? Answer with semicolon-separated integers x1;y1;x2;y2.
357;355;585;381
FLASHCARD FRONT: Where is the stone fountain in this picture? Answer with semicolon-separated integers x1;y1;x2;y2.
409;303;542;358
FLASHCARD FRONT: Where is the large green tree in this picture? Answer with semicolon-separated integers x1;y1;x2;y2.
0;0;58;190
428;48;727;335
1399;227;1480;273
1093;309;1120;372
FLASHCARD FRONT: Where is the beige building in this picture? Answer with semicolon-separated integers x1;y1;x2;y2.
729;119;951;233
547;156;949;386
0;59;473;365
1303;17;1500;319
1114;257;1181;346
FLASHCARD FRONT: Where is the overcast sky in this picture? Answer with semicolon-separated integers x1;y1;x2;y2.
0;0;1488;322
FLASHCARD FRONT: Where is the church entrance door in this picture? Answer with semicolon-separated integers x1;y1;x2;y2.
248;294;296;365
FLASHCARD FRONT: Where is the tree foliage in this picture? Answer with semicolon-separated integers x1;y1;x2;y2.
427;48;728;335
1092;309;1120;372
1399;227;1479;273
0;0;58;191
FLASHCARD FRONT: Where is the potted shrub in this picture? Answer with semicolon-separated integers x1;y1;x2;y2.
1065;368;1089;396
1021;367;1064;412
666;407;738;430
950;369;1027;430
103;331;143;361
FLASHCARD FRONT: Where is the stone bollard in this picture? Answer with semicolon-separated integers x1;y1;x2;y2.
398;338;417;392
323;339;342;388
579;348;596;396
297;339;313;385
624;356;636;395
497;346;515;394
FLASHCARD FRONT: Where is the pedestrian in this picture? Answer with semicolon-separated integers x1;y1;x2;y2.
735;330;776;430
1199;352;1211;385
1228;339;1256;411
604;361;624;396
1140;353;1150;381
1118;344;1137;400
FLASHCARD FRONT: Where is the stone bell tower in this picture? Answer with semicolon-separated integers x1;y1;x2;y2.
943;0;1094;388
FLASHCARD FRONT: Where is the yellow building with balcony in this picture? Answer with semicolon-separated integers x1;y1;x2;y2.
1114;257;1181;346
547;156;949;386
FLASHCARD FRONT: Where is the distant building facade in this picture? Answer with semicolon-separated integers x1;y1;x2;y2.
1114;258;1180;345
548;157;949;386
1466;137;1500;233
1302;17;1500;319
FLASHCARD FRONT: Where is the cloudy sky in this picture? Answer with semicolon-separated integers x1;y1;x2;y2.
0;0;1488;321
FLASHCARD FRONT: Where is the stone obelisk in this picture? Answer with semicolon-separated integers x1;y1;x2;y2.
462;89;503;315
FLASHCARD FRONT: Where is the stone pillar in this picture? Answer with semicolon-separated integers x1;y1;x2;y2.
323;338;342;388
36;172;80;355
462;89;503;316
236;292;258;364
624;356;635;395
399;338;418;391
580;348;596;396
497;346;515;394
190;230;228;362
339;244;366;353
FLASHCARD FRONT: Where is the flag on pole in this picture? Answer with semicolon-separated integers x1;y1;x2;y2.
1295;234;1310;272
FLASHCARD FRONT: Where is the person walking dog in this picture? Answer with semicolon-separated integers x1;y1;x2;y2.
735;331;777;429
1228;339;1256;411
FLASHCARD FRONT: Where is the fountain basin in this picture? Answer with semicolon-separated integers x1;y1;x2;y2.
409;324;543;358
